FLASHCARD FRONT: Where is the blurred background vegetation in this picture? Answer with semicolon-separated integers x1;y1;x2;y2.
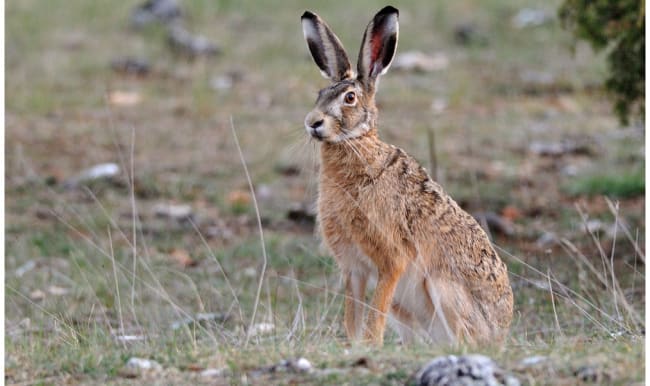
560;0;645;124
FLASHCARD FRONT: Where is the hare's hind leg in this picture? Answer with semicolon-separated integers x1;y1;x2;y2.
344;271;368;340
421;277;459;345
389;303;418;345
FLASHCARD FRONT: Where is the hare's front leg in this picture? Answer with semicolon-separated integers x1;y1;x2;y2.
343;270;368;340
364;265;406;346
320;213;370;342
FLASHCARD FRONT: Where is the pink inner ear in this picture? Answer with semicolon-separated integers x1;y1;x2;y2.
369;25;385;71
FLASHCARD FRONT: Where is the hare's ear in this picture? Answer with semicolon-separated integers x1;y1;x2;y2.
302;11;353;81
356;6;399;88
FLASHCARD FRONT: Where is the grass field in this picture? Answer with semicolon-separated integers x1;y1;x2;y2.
5;0;645;384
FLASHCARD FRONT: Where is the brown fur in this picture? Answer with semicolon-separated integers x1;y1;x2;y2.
302;6;513;346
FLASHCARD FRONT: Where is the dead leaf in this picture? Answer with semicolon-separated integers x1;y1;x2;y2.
501;205;522;221
185;363;204;372
170;248;198;267
227;190;251;207
556;95;581;113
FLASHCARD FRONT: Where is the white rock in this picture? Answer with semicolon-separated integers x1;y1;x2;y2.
201;368;225;378
248;322;275;337
605;223;624;241
294;357;312;372
535;232;557;248
15;260;36;277
126;357;162;371
210;75;233;91
528;279;551;291
512;8;552;28
47;286;69;296
115;334;146;342
153;203;193;220
168;25;220;57
519;356;548;367
130;0;182;27
243;267;257;278
256;184;273;201
520;70;555;86
30;290;46;301
585;219;604;234
393;51;449;72
561;164;579;176
77;163;120;182
431;98;448;115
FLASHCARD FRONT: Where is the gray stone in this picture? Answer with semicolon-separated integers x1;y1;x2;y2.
411;355;519;386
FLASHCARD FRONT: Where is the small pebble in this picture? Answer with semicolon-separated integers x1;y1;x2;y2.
294;357;312;372
126;357;162;372
200;368;224;378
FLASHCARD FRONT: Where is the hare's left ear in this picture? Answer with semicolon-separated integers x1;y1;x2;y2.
356;6;399;88
302;11;353;81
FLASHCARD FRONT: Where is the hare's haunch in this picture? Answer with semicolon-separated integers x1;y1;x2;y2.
301;6;513;346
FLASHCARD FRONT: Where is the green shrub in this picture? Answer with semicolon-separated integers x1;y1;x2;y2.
559;0;645;125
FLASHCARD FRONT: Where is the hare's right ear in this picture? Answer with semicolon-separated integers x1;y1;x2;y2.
301;11;353;81
356;6;399;88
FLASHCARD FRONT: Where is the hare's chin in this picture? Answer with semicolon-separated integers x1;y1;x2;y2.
332;124;371;142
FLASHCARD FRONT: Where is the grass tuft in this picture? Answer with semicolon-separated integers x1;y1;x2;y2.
565;168;645;198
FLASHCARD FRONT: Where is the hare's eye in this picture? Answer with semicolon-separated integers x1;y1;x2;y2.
344;91;356;104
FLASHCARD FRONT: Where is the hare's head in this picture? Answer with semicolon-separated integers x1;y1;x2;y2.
302;6;398;143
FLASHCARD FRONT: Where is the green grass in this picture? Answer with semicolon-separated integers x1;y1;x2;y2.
5;0;645;384
566;168;645;198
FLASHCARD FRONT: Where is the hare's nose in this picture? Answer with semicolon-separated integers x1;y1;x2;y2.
305;112;326;140
304;111;323;129
309;119;323;129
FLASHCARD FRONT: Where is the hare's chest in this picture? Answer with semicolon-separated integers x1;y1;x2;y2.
317;181;378;227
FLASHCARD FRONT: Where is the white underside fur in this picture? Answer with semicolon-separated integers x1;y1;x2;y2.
336;245;457;345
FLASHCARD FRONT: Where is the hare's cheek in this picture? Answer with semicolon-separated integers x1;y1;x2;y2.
343;109;365;131
327;104;343;120
317;116;342;140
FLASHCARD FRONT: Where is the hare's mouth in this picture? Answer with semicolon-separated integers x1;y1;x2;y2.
310;130;324;141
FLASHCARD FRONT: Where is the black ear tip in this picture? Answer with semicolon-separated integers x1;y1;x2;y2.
301;11;317;20
377;5;399;17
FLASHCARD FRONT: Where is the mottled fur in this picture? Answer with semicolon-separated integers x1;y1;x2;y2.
301;6;513;346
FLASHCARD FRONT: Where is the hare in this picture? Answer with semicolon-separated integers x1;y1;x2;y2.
301;6;513;346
